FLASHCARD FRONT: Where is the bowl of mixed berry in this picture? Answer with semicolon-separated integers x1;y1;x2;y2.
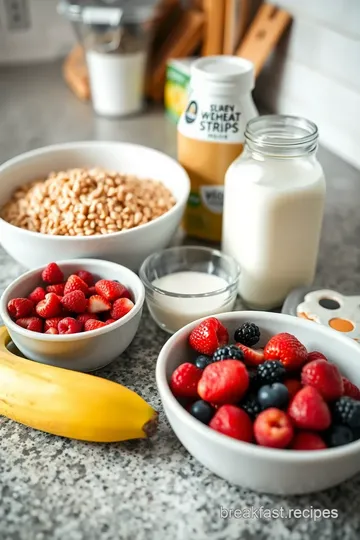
156;311;360;494
0;259;145;372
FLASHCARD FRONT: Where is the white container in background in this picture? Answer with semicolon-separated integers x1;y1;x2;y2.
222;115;326;310
87;49;146;117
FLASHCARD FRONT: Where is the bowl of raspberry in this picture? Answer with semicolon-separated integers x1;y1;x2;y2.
0;260;144;372
156;311;360;494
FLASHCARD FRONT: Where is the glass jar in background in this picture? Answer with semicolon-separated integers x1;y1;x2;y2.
177;56;258;243
222;115;326;310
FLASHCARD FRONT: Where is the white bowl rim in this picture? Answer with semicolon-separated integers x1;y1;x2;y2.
0;140;190;241
0;258;145;341
156;310;360;462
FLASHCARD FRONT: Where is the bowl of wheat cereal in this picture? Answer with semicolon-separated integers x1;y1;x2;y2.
0;142;190;270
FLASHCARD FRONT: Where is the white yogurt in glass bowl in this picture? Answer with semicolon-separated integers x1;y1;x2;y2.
139;247;240;333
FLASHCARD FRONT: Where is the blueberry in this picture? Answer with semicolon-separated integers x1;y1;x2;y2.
189;400;215;424
195;355;213;370
257;383;289;410
326;425;354;447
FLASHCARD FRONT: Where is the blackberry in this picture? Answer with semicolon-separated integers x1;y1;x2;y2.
234;322;260;347
189;400;215;424
332;397;360;429
195;355;213;370
257;360;286;385
240;394;262;419
248;370;260;391
325;425;354;447
258;383;289;410
213;344;244;362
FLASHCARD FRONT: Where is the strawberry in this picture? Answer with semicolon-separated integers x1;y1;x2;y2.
189;317;229;356
45;327;59;335
35;293;62;318
87;295;111;313
95;279;131;302
16;317;43;333
104;319;116;326
58;317;82;335
7;298;34;319
290;432;326;450
61;290;87;314
44;317;64;331
28;287;46;304
63;274;89;296
198;360;249;405
264;332;307;370
84;319;108;332
342;377;360;401
307;351;328;363
236;344;265;367
170;362;203;399
76;270;95;287
77;313;99;326
87;286;97;296
110;298;134;320
284;379;303;400
46;283;66;296
288;386;331;431
301;359;343;401
254;408;294;449
209;405;253;442
41;262;64;284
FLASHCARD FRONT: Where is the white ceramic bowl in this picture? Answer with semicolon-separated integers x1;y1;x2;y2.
0;141;190;270
156;311;360;495
0;259;145;372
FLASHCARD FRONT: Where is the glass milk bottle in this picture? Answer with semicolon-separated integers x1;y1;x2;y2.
178;56;258;242
222;115;326;310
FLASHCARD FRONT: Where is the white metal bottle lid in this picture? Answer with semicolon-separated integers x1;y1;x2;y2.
190;55;255;94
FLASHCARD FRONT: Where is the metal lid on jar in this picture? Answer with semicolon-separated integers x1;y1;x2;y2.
58;0;157;25
190;55;255;94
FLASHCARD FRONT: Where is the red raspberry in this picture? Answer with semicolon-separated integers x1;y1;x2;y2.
45;327;59;335
264;332;307;370
77;313;99;326
254;408;294;449
41;262;64;284
236;344;265;367
288;386;331;430
76;270;95;287
209;405;253;442
284;379;303;400
110;298;134;320
290;432;327;450
342;377;360;400
44;317;64;331
189;317;229;356
84;319;108;332
16;317;43;333
95;279;131;302
301;359;343;401
198;360;249;405
28;287;46;304
36;293;62;318
61;290;87;314
170;362;202;399
8;298;34;319
64;275;89;296
88;295;112;313
46;283;66;296
307;351;328;363
58;317;82;335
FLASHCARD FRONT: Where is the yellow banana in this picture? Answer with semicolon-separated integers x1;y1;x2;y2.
0;327;157;442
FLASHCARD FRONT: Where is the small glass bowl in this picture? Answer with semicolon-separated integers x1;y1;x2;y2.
139;246;240;334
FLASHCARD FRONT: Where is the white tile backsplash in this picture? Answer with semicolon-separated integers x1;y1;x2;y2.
255;0;360;169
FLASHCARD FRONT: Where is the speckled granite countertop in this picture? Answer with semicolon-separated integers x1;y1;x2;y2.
1;62;360;540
